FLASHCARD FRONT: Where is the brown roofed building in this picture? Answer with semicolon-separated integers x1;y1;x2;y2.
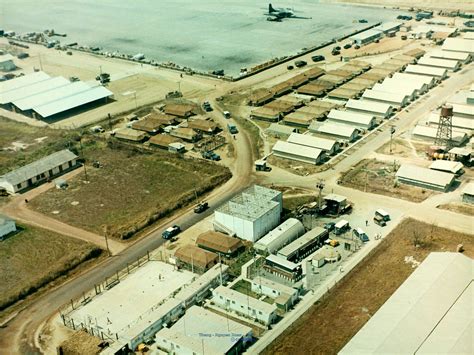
307;100;341;110
295;106;327;120
283;112;314;127
326;69;355;80
114;128;148;142
148;112;178;126
404;48;426;59
174;245;219;273
264;100;295;114
286;73;309;88
248;88;273;106
149;134;182;149
196;231;243;257
303;67;325;80
327;87;361;100
131;117;163;134
270;82;293;97
164;104;195;118
297;83;328;97
169;127;202;142
251;107;282;122
187;119;218;134
348;60;372;71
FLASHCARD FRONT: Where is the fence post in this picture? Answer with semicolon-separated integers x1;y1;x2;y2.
127;263;130;274
71;318;75;330
70;299;74;310
147;250;150;261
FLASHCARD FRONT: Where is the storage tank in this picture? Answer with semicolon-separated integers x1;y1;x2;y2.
440;104;453;117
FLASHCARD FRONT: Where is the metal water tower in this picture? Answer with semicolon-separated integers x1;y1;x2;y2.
434;104;453;150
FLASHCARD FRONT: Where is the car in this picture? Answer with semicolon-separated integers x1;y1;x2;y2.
354;44;361;49
311;55;325;62
373;215;386;227
343;43;352;49
227;123;238;134
334;46;341;51
287;65;294;70
374;39;380;43
203;101;212;112
294;60;307;68
332;50;340;56
194;202;209;213
162;225;181;239
324;222;336;232
223;111;231;119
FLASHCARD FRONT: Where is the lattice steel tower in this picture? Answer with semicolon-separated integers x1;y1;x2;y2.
434;104;454;150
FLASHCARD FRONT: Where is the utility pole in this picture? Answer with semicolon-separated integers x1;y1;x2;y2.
389;125;396;154
103;225;111;256
316;179;325;213
78;134;88;182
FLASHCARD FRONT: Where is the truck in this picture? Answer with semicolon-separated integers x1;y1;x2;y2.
334;219;350;235
227;123;238;134
255;160;272;172
194;202;209;213
375;209;390;222
353;228;369;242
202;151;221;161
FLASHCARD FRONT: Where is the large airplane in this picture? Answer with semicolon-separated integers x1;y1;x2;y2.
265;3;311;21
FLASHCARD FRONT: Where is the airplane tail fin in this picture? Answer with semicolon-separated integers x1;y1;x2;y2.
269;3;275;13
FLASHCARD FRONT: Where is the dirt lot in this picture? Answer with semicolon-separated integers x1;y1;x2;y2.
263;218;474;355
0;225;101;314
340;159;435;202
0;116;76;175
268;155;328;176
29;140;231;239
58;330;103;355
437;202;474;217
376;138;429;158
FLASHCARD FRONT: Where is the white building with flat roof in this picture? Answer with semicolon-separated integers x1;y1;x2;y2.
372;82;417;101
350;29;382;46
212;286;278;325
272;140;326;165
450;103;474;119
250;276;299;310
287;132;340;155
442;38;474;54
412;125;468;146
214;185;282;242
155;306;253;355
340;253;473;355
429;160;464;175
327;109;377;130
391;72;438;88
428;49;471;64
428;112;474;131
382;77;429;95
254;218;305;254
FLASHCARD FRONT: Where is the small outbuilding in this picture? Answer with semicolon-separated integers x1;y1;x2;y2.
196;231;243;258
272;140;326;165
429;160;464;175
169;127;201;142
310;122;359;142
287;133;340;155
0;54;16;71
174;245;219;273
0;214;16;241
114;128;148;142
345;99;393;119
149;134;182;149
461;182;474;204
164;103;195;118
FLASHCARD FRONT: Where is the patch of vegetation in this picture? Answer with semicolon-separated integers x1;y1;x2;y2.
30;141;231;239
0;225;101;312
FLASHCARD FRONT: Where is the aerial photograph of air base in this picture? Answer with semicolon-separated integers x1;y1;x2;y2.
0;0;473;354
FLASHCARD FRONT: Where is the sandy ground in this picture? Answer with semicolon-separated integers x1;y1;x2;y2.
324;0;474;11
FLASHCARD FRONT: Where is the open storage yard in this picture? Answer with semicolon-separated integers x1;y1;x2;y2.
0;116;75;175
263;218;474;355
0;225;101;314
29;141;231;239
340;159;436;202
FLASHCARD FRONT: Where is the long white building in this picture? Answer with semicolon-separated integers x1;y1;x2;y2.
254;218;305;254
391;72;438;88
396;164;455;192
344;99;393;119
372;82;417;101
404;65;448;79
272;140;326;165
327;109;377;129
428;112;474;131
214;185;282;242
310;122;360;142
441;38;474;54
382;77;429;95
212;286;278;325
428;49;471;64
287;132;340;155
362;89;410;107
417;57;461;71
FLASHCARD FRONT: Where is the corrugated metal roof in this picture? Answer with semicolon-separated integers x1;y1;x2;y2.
278;227;327;258
391;72;436;86
1;72;51;95
175;245;218;269
442;38;474;53
327;109;375;126
396;164;455;188
404;64;448;77
33;86;113;117
1;77;71;104
428;50;470;61
340;253;473;354
412;125;467;143
314;122;359;137
345;99;392;115
373;82;417;97
1;149;77;185
374;21;402;32
287;132;337;151
350;29;382;41
362;89;408;105
266;254;299;270
428;113;474;130
417;57;460;69
14;81;91;111
196;231;242;254
265;123;296;136
450;103;474;117
254;218;304;251
429;160;463;174
273;140;324;160
462;182;474;196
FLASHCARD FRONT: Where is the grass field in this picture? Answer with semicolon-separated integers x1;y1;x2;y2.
263;218;474;355
30;140;231;239
0;116;78;175
341;159;435;202
0;225;101;312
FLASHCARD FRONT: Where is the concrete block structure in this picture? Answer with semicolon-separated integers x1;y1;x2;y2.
212;286;278;325
214;185;282;242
